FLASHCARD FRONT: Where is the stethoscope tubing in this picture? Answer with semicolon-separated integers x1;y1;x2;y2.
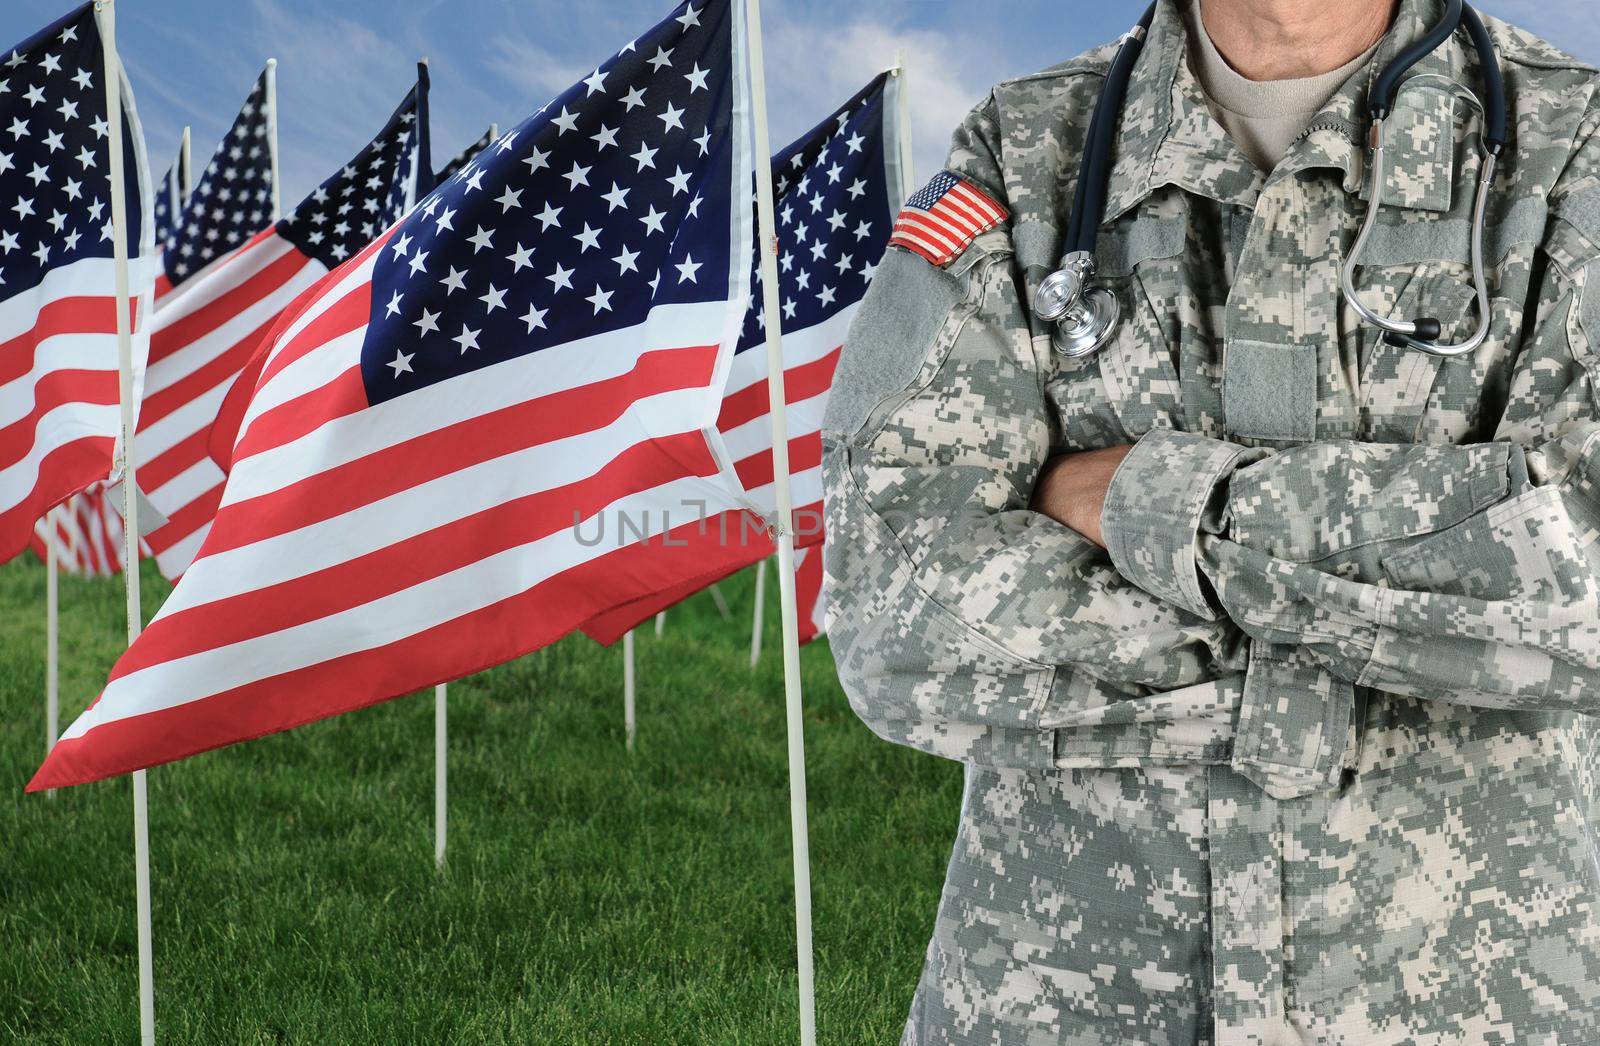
1042;0;1509;360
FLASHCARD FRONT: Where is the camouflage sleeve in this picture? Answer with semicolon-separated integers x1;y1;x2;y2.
821;100;1247;768
1103;166;1600;717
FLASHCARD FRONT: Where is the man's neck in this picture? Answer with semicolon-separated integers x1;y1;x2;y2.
1200;0;1396;80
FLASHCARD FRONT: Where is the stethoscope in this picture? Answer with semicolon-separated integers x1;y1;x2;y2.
1036;0;1507;359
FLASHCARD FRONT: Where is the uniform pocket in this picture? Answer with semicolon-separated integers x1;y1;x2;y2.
1345;258;1481;443
1044;209;1192;448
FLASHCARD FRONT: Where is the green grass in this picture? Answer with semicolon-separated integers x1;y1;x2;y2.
0;556;959;1043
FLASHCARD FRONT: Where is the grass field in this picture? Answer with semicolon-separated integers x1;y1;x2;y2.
0;556;959;1043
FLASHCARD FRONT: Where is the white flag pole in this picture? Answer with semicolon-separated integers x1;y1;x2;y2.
178;125;191;201
434;683;447;868
893;49;915;198
749;556;767;667
265;58;282;221
95;3;154;1042
44;509;59;799
623;630;636;751
744;2;816;1040
708;582;733;621
654;610;666;636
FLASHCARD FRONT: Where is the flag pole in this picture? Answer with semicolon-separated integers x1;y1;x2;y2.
892;49;915;198
749;556;767;667
45;509;59;799
654;610;666;636
744;2;816;1040
708;582;732;621
265;58;282;221
434;682;447;868
178;125;191;201
623;630;636;751
96;2;155;1042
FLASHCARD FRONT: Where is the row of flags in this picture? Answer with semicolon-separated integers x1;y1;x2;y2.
15;0;899;790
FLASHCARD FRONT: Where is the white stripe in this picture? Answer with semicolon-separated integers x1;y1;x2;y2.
168;380;716;618
148;232;297;327
0;256;127;343
920;207;982;243
153;521;208;581
0;401;119;512
144;250;323;399
723;388;827;468
891;222;958;260
231;299;737;505
894;216;960;255
148;456;225;522
152;230;291;315
742;464;826;524
721;308;852;400
947;184;1003;223
138;378;232;466
66;473;744;739
0;333;119;430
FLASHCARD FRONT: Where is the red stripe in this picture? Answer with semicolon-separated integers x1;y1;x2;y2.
732;430;823;493
143;482;223;557
30;474;766;791
920;205;984;243
245;232;393;397
795;542;825;645
140;427;212;493
944;184;1005;226
923;197;985;237
140;311;280;431
248;279;371;406
116;429;721;676
945;182;1006;221
228;365;367;471
0;295;121;386
580;521;772;644
0;369;119;470
148;232;303;364
890;221;960;265
895;214;962;254
205;342;722;558
716;345;842;432
0;435;114;564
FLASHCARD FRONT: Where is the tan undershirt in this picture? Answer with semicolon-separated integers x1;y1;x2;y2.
1185;0;1382;172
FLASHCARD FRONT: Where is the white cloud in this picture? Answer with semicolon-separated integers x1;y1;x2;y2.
760;6;992;189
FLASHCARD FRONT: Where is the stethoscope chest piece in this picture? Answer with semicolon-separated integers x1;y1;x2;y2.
1050;285;1120;358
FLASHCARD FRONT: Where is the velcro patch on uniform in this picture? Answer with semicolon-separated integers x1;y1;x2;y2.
889;170;1008;267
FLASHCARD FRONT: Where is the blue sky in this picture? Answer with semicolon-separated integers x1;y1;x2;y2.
4;1;1597;209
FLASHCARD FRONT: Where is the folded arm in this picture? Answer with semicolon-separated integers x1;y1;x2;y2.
821;102;1248;768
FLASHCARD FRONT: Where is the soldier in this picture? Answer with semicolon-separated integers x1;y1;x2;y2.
822;0;1600;1042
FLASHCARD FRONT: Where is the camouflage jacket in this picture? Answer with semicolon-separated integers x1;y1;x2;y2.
822;0;1600;1041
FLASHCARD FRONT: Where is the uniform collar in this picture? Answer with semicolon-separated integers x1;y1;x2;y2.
1102;0;1463;223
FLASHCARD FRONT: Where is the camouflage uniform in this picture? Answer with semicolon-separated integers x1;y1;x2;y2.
821;0;1600;1041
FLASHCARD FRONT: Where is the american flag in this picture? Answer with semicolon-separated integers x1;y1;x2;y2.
31;478;146;576
154;65;277;296
152;140;185;247
32;0;761;790
0;3;153;564
435;125;494;184
138;73;426;580
581;72;904;643
887;169;1007;268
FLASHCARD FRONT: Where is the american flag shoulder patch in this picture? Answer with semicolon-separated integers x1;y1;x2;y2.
888;170;1008;267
